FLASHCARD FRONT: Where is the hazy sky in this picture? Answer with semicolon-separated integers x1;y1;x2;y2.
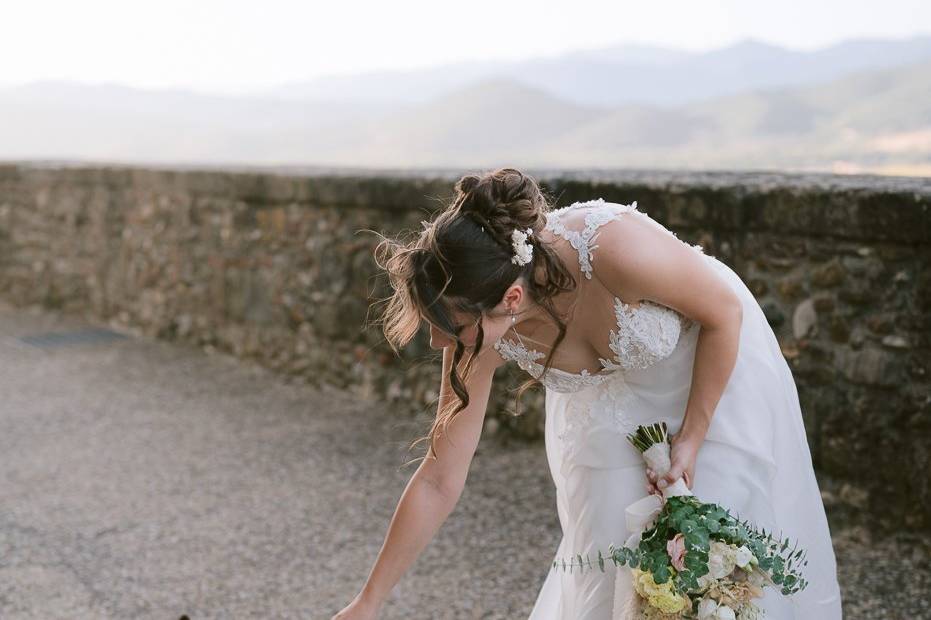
4;0;929;94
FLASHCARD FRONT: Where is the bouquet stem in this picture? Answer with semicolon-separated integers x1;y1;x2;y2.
627;422;693;499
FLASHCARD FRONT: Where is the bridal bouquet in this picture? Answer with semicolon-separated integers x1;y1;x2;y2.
553;422;809;620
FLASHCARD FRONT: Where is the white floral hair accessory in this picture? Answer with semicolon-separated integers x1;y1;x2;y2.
510;227;534;266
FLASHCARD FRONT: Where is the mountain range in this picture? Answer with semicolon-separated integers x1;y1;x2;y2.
1;35;929;176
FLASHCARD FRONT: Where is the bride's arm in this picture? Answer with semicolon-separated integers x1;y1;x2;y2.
590;213;743;487
349;345;499;613
678;305;742;442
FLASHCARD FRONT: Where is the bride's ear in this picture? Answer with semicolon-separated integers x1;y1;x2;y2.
501;282;523;313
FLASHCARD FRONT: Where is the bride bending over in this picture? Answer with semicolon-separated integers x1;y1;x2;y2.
332;167;842;619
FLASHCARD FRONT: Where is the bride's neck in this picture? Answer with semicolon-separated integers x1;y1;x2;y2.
516;281;580;333
512;231;583;332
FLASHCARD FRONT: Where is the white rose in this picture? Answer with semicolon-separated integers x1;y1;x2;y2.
734;546;753;568
709;541;730;555
715;604;737;620
697;597;719;619
724;544;739;562
708;542;737;579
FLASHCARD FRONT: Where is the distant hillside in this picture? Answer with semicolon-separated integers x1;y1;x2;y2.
0;45;929;177
260;35;931;108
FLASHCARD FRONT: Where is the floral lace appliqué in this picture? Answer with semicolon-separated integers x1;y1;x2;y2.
492;337;612;393
544;198;639;280
546;198;706;279
598;299;689;372
492;299;692;392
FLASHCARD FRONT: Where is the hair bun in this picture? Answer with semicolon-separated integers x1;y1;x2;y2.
454;174;481;197
454;173;497;221
453;168;547;235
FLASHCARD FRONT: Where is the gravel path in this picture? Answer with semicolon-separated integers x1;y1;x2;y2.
0;300;927;619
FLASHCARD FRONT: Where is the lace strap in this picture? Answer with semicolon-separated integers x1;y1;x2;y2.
544;198;639;279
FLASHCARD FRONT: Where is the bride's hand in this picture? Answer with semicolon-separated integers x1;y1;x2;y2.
331;593;381;620
644;432;700;496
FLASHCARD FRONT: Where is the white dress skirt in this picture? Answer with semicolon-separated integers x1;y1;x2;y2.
491;199;844;619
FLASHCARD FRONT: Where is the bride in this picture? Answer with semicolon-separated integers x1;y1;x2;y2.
332;167;843;619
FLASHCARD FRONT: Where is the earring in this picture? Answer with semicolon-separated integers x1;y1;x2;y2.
510;309;516;323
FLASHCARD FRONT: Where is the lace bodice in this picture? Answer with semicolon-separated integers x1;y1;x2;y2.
492;198;701;393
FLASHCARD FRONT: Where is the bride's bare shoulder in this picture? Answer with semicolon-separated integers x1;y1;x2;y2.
588;214;742;328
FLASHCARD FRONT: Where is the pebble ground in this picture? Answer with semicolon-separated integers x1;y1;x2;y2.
0;300;927;619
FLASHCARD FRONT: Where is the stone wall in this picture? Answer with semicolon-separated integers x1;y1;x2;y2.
1;163;928;529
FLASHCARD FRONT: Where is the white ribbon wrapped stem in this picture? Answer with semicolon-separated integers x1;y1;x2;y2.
642;443;693;499
620;441;693;549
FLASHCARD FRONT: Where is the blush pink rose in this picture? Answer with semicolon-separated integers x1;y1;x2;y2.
667;533;687;571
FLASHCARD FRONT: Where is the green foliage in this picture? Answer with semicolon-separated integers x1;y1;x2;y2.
551;493;809;597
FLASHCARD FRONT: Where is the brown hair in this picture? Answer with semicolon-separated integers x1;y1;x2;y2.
372;167;577;463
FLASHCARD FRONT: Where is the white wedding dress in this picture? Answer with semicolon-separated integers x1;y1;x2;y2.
492;199;843;619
